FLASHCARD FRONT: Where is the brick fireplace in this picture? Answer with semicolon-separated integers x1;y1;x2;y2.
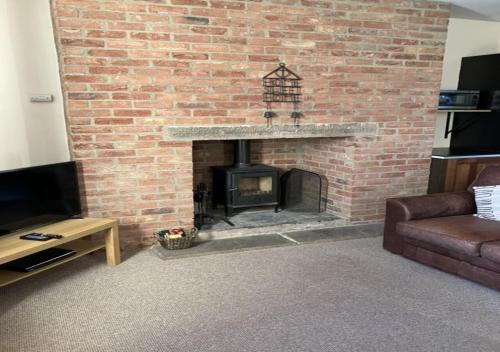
50;0;450;247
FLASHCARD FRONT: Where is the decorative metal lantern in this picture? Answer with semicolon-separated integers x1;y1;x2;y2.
262;63;303;126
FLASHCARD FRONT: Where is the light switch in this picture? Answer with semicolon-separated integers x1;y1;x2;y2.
30;94;54;103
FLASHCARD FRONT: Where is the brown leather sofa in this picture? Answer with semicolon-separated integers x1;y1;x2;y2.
383;166;500;290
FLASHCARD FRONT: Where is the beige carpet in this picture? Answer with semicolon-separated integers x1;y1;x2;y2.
1;237;500;352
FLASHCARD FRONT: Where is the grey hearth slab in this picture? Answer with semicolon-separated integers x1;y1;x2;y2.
163;122;378;141
150;223;383;260
201;208;339;231
285;223;384;243
150;233;293;260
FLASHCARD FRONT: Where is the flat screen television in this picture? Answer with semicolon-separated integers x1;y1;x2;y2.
0;161;82;236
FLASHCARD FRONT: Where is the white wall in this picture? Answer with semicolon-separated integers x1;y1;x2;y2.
0;0;69;171
0;0;30;170
434;18;500;148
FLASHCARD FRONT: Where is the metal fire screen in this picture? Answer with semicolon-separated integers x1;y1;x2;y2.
280;168;328;213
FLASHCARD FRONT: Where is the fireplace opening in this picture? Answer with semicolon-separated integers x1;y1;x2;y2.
192;138;338;232
211;139;280;217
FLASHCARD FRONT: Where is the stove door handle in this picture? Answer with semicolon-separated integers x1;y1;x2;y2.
228;188;238;192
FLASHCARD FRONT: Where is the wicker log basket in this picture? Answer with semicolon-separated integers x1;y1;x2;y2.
154;227;198;250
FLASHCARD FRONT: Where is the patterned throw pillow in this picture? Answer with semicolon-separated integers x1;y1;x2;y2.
473;185;500;221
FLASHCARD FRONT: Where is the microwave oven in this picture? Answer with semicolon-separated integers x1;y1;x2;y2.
439;90;480;110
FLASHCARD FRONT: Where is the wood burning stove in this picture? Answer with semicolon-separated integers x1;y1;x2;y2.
212;140;280;216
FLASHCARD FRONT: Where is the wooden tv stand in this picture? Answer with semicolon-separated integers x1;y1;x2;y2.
0;218;120;287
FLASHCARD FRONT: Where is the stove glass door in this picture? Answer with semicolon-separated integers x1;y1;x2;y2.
232;173;277;206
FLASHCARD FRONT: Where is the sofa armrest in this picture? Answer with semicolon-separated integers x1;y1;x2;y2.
383;192;475;254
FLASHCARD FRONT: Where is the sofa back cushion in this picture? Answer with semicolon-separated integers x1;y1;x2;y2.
467;166;500;193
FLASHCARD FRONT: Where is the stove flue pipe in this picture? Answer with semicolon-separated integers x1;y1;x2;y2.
233;139;251;167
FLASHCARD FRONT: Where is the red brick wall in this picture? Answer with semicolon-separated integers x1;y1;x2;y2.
51;0;450;246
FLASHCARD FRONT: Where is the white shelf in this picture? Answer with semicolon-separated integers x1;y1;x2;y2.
438;109;492;113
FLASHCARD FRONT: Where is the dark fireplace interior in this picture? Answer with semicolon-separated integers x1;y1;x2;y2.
192;138;334;231
211;140;280;216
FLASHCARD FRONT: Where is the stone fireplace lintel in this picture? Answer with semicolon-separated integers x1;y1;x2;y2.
163;123;378;141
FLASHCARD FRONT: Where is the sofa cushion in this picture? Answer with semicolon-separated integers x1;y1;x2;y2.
467;166;500;193
473;185;500;220
481;241;500;265
397;215;500;257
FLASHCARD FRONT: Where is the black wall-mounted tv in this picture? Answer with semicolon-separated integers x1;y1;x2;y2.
450;54;500;154
0;161;82;237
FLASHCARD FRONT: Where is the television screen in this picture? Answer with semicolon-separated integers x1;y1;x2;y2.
450;54;500;153
0;161;82;236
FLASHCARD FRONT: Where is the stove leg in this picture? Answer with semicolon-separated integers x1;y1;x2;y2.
225;206;233;217
274;205;280;213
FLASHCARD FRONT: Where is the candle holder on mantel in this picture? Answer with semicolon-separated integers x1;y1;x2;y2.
262;63;303;126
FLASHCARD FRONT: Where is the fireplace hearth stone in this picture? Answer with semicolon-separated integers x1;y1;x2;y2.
202;207;339;231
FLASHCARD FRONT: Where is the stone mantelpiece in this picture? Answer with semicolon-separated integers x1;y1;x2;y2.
164;123;378;141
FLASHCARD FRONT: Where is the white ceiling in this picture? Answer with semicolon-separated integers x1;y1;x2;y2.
435;0;500;21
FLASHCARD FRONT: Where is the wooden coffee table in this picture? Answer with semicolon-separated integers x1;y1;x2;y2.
0;218;120;287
